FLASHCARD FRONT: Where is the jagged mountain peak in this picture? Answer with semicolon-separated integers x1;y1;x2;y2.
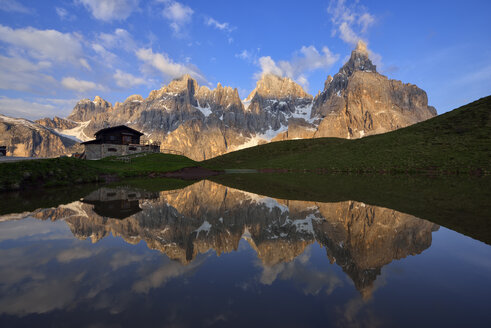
339;41;377;76
246;74;311;101
124;94;143;103
68;96;112;122
146;75;199;100
165;74;198;93
354;40;369;55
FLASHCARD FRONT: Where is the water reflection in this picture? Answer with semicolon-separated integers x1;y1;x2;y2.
2;179;491;327
81;187;160;219
3;180;439;298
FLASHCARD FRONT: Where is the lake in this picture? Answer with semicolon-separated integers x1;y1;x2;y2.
0;176;490;327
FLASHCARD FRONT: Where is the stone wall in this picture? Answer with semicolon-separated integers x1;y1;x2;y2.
84;144;160;160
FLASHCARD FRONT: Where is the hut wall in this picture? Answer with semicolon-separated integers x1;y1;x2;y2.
84;143;160;160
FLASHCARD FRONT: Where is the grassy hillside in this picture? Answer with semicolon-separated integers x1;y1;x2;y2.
0;153;197;191
211;173;491;245
204;96;491;174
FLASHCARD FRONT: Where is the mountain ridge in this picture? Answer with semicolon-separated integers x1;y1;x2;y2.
2;42;437;159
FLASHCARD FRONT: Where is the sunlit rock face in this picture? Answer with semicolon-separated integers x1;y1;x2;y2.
310;41;437;139
67;96;112;122
36;117;78;130
10;180;439;295
0;114;78;157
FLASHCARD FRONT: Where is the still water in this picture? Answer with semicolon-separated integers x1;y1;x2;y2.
0;179;490;327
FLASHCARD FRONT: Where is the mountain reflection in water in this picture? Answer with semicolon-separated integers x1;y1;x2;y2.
10;180;438;298
1;178;490;327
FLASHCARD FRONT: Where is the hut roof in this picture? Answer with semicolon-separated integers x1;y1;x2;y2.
94;125;143;137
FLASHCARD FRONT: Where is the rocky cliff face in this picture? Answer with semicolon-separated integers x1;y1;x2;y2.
67;96;112;122
8;180;439;295
0;114;78;157
5;42;437;160
36;116;78;130
245;74;315;132
310;41;437;139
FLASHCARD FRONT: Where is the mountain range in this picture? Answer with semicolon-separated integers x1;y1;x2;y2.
0;41;436;160
2;180;438;298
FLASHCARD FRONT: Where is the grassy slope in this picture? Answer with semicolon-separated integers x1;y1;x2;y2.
204;96;491;173
210;173;491;245
0;153;197;191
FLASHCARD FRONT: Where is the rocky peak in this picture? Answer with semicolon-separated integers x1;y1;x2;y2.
246;74;311;101
311;40;436;137
339;40;377;77
124;94;143;103
165;74;198;94
36;116;78;130
93;96;111;107
147;74;199;101
195;83;243;115
324;75;333;90
67;96;112;122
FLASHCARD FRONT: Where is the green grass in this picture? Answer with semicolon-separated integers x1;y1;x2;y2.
0;153;197;191
85;153;197;176
204;96;491;174
210;173;491;245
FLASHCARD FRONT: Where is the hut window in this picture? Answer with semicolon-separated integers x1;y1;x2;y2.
110;136;116;140
108;148;117;152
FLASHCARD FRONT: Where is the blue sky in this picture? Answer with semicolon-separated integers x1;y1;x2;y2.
0;0;489;119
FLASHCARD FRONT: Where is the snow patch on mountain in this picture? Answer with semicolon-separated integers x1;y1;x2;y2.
194;100;212;117
0;114;43;131
291;103;315;123
56;120;91;142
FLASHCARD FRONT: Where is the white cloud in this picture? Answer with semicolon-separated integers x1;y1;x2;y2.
97;28;136;52
79;58;91;70
0;0;33;14
0;96;76;119
77;0;139;21
135;47;206;83
257;56;283;77
0;24;89;68
92;43;118;65
61;77;104;93
55;7;68;18
0;55;57;93
91;29;136;65
205;17;234;32
327;0;375;45
161;1;193;36
113;69;148;88
236;50;252;61
55;7;75;21
255;46;339;89
236;48;261;64
358;12;375;33
327;1;382;69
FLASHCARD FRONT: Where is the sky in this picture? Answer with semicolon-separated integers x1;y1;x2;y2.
0;0;490;120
